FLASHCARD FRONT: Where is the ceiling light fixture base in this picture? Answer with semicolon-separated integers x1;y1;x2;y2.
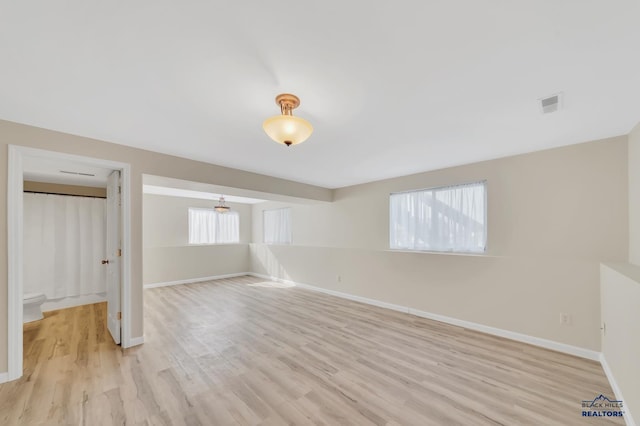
275;94;300;115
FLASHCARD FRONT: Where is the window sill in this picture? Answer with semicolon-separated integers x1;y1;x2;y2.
187;243;243;246
386;248;489;257
144;243;248;249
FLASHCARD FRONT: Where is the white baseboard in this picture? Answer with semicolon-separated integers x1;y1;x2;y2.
0;371;9;384
250;273;294;284
144;272;250;289
297;281;408;314
126;336;145;347
248;272;600;361
600;354;636;426
42;293;107;312
407;307;600;361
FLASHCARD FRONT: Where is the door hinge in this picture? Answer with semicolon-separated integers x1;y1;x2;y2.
117;312;122;320
117;249;122;257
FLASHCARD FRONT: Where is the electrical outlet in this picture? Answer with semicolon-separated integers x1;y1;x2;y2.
560;313;572;326
337;275;342;283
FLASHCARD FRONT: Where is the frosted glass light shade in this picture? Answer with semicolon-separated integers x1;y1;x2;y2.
263;115;313;146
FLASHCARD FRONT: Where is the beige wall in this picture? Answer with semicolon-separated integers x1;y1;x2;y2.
629;122;640;266
0;119;331;373
144;245;249;284
252;136;629;351
600;263;640;423
143;194;252;284
1;117;632;375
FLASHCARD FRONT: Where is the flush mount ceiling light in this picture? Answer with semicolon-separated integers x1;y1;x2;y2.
263;93;313;146
214;195;230;213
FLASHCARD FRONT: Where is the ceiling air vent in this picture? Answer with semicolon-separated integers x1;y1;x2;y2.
60;170;96;177
539;93;563;114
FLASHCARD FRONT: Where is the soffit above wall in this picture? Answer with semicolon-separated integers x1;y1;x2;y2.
143;185;265;204
143;174;329;205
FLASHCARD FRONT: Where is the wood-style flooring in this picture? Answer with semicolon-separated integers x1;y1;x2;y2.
0;275;624;425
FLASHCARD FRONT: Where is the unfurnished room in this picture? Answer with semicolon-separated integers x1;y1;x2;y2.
0;1;639;425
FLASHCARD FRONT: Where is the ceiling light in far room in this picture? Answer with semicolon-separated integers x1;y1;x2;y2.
214;195;230;213
263;93;313;146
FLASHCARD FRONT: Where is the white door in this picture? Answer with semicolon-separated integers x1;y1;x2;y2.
105;170;121;344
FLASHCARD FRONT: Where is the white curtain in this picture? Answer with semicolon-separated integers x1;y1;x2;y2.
188;208;239;244
263;208;292;244
390;182;486;253
23;192;107;299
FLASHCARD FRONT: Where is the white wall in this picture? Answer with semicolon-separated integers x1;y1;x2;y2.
597;121;640;425
143;194;252;285
251;136;628;351
600;263;640;426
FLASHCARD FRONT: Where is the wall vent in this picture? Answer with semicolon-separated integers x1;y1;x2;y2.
539;93;563;114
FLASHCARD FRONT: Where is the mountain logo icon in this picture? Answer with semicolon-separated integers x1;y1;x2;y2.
582;394;623;408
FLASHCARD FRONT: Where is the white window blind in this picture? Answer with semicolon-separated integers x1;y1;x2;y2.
390;181;486;253
263;208;292;244
188;208;239;244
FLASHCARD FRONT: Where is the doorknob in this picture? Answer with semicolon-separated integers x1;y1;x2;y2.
102;259;109;265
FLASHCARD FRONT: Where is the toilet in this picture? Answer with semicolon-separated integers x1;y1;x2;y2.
23;293;47;323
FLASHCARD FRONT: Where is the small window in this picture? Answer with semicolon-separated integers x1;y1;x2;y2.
390;181;486;253
188;208;239;244
263;208;292;244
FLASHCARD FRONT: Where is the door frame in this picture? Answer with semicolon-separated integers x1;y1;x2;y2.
7;145;133;381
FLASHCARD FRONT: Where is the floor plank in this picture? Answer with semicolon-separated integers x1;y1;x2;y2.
0;275;625;425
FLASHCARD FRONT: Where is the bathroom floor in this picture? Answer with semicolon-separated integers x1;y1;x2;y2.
0;302;125;425
22;302;111;367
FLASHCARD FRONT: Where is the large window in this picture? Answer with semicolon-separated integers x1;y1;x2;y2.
188;208;239;244
263;207;292;244
390;181;486;253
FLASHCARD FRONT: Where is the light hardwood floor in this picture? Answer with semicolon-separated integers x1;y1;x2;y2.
0;275;624;425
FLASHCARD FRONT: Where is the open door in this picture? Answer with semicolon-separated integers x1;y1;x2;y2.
105;170;121;344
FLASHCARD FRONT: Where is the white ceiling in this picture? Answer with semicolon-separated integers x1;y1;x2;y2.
143;185;265;204
1;1;639;188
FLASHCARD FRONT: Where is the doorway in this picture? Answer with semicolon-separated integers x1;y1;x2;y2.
7;145;133;381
